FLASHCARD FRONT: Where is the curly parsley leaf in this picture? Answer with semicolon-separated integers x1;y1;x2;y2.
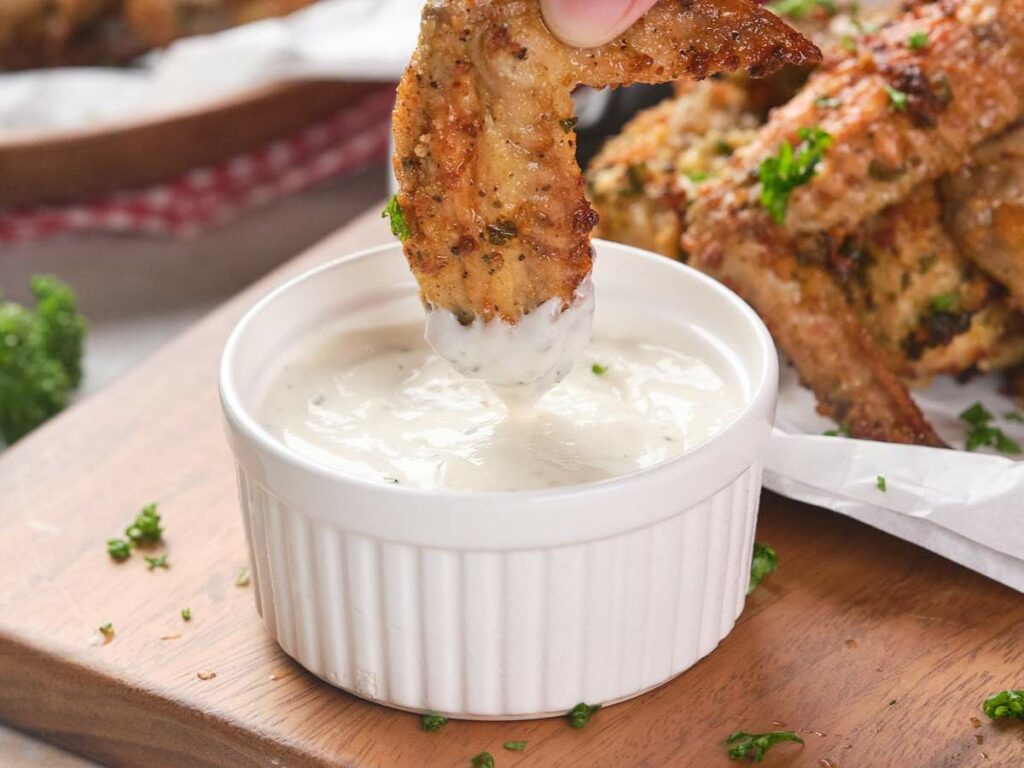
748;542;779;595
727;731;804;761
758;126;833;224
125;503;163;545
382;195;411;242
960;402;1021;454
568;702;600;729
107;538;132;561
984;690;1024;720
0;275;87;444
421;713;448;732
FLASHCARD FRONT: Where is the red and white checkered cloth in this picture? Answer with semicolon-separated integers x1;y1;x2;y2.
0;86;395;245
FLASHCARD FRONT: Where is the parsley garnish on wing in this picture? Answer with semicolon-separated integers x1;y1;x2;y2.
960;403;1021;454
0;275;87;444
422;713;449;732
767;0;836;20
758;126;833;224
382;195;411;242
727;731;804;761
907;31;929;50
883;83;909;112
748;542;779;594
984;690;1024;720
568;702;600;728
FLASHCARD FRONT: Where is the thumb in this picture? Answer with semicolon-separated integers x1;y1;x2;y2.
541;0;660;48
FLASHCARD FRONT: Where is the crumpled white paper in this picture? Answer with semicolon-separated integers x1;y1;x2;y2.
0;0;422;136
768;362;1024;592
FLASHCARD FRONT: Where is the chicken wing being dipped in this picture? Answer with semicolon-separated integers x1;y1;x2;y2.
391;0;819;390
684;0;1024;445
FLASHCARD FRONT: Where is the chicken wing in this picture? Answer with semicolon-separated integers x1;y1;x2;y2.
942;123;1024;311
392;0;820;326
684;0;1024;445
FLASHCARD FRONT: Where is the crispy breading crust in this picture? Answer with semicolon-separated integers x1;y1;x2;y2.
686;0;1024;445
392;0;819;324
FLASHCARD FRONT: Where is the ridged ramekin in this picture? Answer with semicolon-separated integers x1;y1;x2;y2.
220;240;778;719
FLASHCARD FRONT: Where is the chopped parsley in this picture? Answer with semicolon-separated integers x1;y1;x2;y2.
960;402;1021;454
626;163;647;195
503;741;528;752
715;139;734;157
824;423;852;437
235;565;251;587
421;713;448;732
559;117;579;133
182;607;192;622
568;702;600;728
98;623;114;643
107;538;132;561
984;690;1024;720
591;363;609;375
883;83;909;112
125;503;162;545
876;475;887;492
145;554;169;570
382;195;411;242
1004;411;1023;423
930;292;957;312
767;0;836;18
907;31;930;50
758;126;833;225
748;542;779;595
688;170;710;182
840;34;857;51
815;95;840;109
470;753;495;768
727;731;804;761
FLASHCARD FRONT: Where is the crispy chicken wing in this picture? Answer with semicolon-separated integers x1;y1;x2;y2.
392;0;820;325
942;123;1024;311
685;0;1024;445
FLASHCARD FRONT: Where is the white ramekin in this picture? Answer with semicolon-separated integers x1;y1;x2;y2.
220;240;778;719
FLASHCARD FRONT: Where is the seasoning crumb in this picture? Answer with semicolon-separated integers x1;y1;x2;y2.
161;633;183;641
197;670;217;681
845;638;858;649
98;623;114;644
970;716;982;729
235;566;251;587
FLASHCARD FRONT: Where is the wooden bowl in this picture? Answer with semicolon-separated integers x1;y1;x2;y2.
0;79;377;206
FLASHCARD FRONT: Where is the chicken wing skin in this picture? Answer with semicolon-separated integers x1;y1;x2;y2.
392;0;820;325
685;0;1024;446
942;123;1024;311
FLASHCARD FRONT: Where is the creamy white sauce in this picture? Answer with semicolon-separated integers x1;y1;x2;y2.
424;276;595;397
259;322;743;492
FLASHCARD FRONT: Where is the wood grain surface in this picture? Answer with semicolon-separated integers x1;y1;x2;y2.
0;80;370;206
1;207;1022;768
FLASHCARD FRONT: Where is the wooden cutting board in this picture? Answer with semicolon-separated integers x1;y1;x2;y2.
1;207;1022;768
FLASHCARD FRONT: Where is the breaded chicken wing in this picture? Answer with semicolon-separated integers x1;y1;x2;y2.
942;123;1024;311
392;0;820;326
684;0;1024;445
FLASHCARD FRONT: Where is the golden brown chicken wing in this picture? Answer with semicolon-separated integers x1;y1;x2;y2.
391;0;820;326
684;0;1024;446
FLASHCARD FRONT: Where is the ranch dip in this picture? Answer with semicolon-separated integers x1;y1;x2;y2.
259;322;743;492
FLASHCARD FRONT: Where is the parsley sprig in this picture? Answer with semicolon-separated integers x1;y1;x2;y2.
727;730;804;761
984;689;1024;720
758;127;833;224
960;403;1021;454
422;713;448;732
382;195;411;241
568;702;600;728
748;542;779;595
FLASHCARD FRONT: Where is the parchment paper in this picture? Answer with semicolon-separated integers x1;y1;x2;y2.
768;363;1024;592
